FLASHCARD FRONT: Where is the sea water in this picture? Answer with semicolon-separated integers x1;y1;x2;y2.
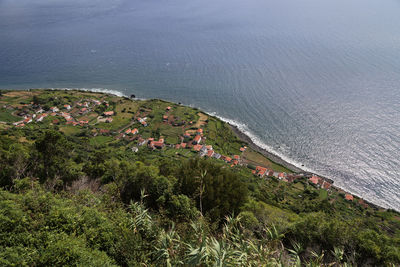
1;0;400;209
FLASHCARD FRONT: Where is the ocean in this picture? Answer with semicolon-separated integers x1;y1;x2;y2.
1;0;400;209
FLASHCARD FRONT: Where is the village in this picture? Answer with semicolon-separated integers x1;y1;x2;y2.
1;91;362;207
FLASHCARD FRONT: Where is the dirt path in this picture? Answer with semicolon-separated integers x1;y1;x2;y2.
186;112;208;134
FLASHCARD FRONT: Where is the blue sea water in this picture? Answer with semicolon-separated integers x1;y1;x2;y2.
1;0;400;209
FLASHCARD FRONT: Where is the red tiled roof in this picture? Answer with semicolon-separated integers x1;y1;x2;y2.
345;194;353;201
103;111;114;116
233;155;240;160
225;157;232;162
323;181;332;189
193;135;201;142
132;128;138;134
309;175;320;185
193;144;202;151
207;150;214;157
125;128;131;134
180;143;187;148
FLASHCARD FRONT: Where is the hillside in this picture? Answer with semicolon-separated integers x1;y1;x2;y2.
0;89;399;266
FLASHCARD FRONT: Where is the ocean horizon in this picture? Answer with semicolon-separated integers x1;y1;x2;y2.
1;0;400;210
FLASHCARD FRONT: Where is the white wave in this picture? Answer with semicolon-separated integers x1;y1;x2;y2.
206;111;316;173
48;87;128;97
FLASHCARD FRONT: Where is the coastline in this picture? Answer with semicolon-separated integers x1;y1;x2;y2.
23;88;388;210
228;124;304;173
228;123;387;210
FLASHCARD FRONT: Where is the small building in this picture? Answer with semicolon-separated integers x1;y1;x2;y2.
193;144;202;152
103;111;114;116
254;166;267;177
345;194;354;201
163;115;168;122
224;156;232;163
131;147;139;153
125;128;132;135
64;104;71;110
138;138;147;146
213;153;222;159
193;135;202;144
105;117;113;123
149;138;165;149
309;175;320;185
23;117;32;124
132;128;139;135
50;107;59;112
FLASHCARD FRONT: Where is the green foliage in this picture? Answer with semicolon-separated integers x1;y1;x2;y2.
0;90;399;266
176;158;248;222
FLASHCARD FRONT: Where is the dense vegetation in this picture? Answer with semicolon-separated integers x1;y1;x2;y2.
0;90;399;266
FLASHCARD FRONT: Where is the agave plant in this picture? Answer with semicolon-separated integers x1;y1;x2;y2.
154;223;184;267
128;189;152;234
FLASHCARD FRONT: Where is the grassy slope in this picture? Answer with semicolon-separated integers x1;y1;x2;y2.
1;89;399;265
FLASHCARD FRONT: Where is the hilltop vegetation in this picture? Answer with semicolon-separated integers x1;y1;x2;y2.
0;89;400;266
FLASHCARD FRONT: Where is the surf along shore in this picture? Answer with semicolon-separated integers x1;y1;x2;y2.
11;88;385;211
228;123;386;211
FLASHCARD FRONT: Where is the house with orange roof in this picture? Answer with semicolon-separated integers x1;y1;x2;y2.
166;106;171;111
163;115;168;122
193;144;202;152
207;150;214;157
322;181;332;190
196;128;203;135
345;194;354;201
233;155;240;160
132;128;139;135
309;175;320;185
180;143;187;148
125;128;132;135
254;166;267;177
105;117;113;123
224;156;232;163
193;135;202;144
64;104;71;110
79;108;87;114
149;138;165;149
103;111;114;116
278;172;286;180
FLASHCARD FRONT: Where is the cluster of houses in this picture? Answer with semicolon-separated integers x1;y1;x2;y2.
10;98;113;128
7;97;364;207
252;166;302;182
